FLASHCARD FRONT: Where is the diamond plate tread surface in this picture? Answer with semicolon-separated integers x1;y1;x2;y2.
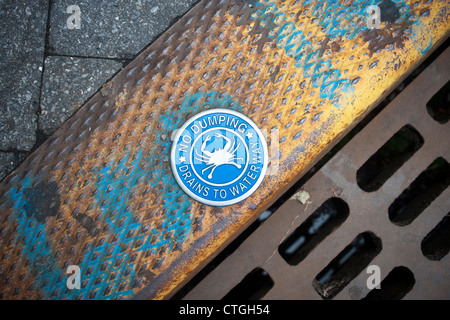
0;0;448;300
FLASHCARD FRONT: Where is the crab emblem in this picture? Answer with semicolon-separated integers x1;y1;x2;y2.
194;132;244;179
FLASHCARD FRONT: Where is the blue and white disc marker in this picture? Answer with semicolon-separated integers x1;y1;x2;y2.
171;109;268;206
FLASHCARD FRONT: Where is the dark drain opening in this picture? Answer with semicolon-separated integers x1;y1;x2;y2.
312;232;382;300
426;80;450;124
389;157;450;226
222;267;274;300
357;125;424;192
278;197;349;266
363;266;415;300
421;213;450;261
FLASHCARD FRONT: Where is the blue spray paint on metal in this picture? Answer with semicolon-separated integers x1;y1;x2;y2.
8;176;70;299
84;91;245;295
6;91;244;299
250;0;356;101
250;0;418;102
138;91;244;251
8;174;138;299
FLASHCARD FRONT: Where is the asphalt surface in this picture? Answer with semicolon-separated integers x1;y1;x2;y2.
0;0;198;180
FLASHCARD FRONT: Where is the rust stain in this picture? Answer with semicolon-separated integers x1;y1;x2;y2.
232;4;278;54
269;65;281;84
318;36;331;57
330;41;341;53
362;21;413;57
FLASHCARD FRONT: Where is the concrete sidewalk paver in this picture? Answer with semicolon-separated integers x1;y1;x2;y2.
0;1;48;151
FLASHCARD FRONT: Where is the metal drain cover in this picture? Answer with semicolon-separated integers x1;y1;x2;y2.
0;0;448;300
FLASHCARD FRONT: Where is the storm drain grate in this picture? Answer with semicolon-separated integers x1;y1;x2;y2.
180;46;450;300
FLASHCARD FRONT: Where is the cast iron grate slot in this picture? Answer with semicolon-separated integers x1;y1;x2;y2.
389;157;450;226
312;231;382;300
421;213;450;261
222;268;274;300
357;125;424;192
278;197;349;266
362;266;415;300
426;80;450;124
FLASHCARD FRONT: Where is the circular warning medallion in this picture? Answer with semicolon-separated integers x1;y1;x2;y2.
171;109;268;206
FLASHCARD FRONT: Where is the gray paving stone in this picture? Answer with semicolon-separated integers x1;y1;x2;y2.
49;0;198;59
0;151;26;181
39;56;122;135
0;1;48;151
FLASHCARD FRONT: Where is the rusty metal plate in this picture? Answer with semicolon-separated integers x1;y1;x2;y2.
0;0;449;299
184;46;450;300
